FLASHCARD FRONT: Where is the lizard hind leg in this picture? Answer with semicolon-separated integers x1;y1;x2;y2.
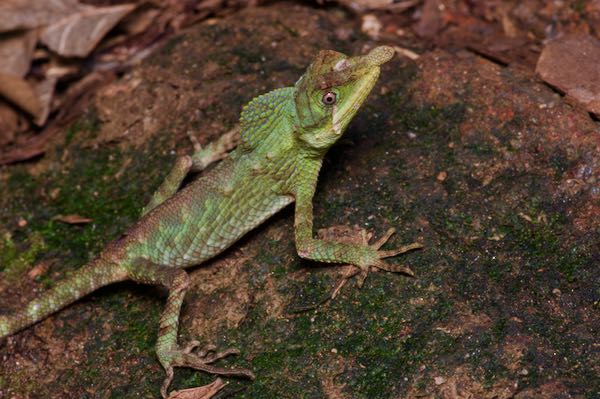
126;259;254;398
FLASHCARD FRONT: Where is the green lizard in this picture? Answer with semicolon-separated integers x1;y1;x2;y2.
0;45;422;397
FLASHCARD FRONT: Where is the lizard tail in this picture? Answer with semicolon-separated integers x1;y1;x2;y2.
0;257;128;339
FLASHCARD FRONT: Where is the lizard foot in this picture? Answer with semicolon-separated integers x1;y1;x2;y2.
331;228;423;299
160;341;255;398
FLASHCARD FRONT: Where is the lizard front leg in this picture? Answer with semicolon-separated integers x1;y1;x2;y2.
293;185;422;289
142;156;194;216
126;259;254;398
189;126;240;172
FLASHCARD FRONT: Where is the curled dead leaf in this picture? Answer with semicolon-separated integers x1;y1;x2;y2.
167;378;226;399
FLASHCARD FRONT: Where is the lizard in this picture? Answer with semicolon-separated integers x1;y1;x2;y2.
0;45;422;397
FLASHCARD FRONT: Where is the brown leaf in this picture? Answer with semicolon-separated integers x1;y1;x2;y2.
40;3;137;57
0;30;38;77
27;259;54;279
0;100;21;146
536;34;600;117
119;5;161;35
167;378;226;399
0;72;57;124
52;214;93;224
0;0;80;32
0;71;113;165
0;72;42;118
335;0;419;13
0;124;56;164
32;75;58;125
415;0;446;38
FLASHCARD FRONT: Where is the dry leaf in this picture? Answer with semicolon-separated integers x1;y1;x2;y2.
0;124;56;164
0;72;57;124
336;0;420;12
167;378;226;399
33;75;58;125
119;5;161;35
536;34;600;116
49;187;61;199
415;0;446;38
0;30;38;77
393;45;420;60
40;3;137;57
52;214;93;224
0;0;80;32
27;259;54;279
361;14;382;39
0;72;41;118
0;100;21;146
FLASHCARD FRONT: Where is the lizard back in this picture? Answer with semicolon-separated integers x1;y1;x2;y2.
123;87;302;268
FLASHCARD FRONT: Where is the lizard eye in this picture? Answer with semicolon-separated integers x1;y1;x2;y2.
322;91;337;105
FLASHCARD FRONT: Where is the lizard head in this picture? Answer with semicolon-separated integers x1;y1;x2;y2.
294;45;394;151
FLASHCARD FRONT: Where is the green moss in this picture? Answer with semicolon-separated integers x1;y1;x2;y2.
548;149;573;178
160;35;185;58
0;112;180;395
325;290;453;398
286;271;334;310
499;210;590;282
1;137;175;277
116;300;160;354
571;0;586;14
64;112;100;145
483;258;510;281
482;355;509;388
0;232;46;278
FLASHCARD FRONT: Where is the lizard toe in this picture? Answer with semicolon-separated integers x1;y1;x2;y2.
159;343;254;398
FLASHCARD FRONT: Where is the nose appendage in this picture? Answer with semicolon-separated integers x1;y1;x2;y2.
365;46;395;66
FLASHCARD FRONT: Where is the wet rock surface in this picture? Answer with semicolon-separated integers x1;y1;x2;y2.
1;3;598;398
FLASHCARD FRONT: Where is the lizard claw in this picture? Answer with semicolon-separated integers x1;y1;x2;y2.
370;228;422;276
182;340;202;354
160;342;255;398
331;228;422;299
371;227;397;249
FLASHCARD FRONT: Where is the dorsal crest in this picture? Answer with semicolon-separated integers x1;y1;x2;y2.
239;87;294;150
